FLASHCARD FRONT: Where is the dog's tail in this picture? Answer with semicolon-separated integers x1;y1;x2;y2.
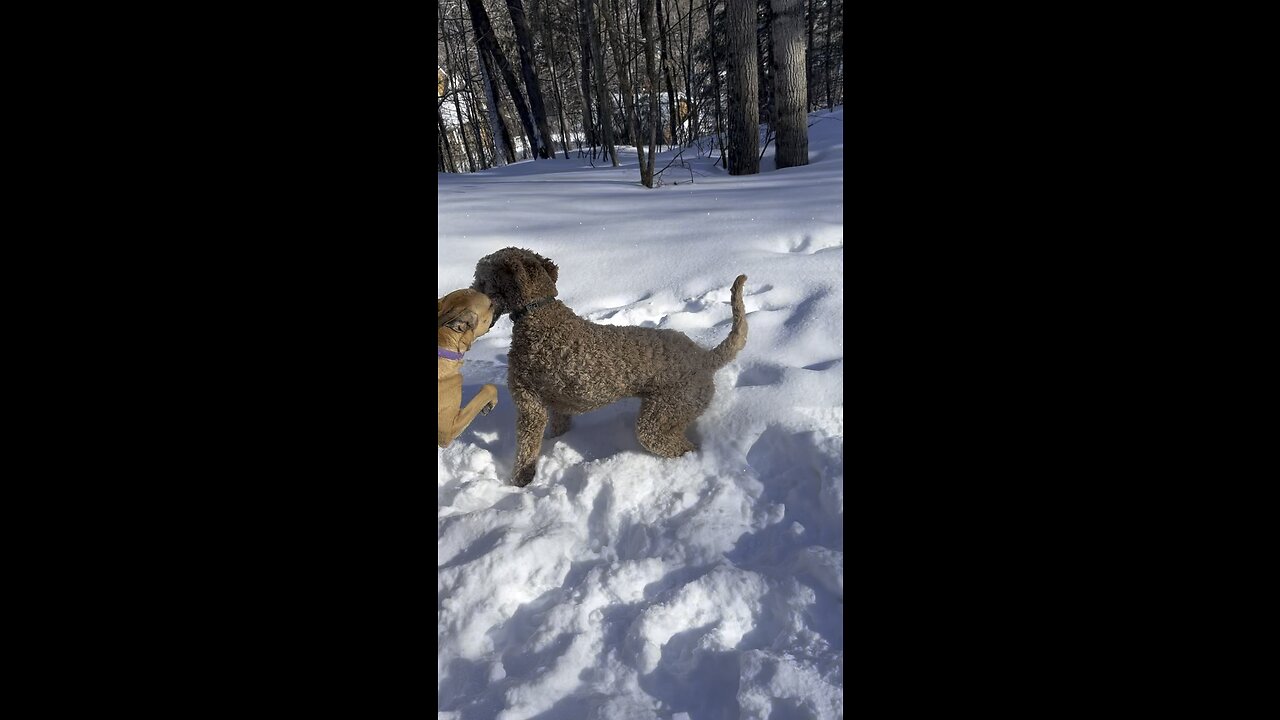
710;275;748;368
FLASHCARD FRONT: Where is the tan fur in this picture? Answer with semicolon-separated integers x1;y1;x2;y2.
438;289;499;447
472;247;747;486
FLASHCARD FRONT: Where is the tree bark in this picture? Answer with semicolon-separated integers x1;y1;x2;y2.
506;0;556;158
441;1;477;172
805;0;814;112
655;0;679;146
759;0;772;133
770;0;808;168
686;0;698;142
706;0;726;164
576;0;596;149
438;102;454;171
536;0;572;158
725;0;759;175
824;0;832;110
467;0;539;158
602;0;646;175
640;0;660;185
585;0;617;165
478;47;514;164
456;0;491;168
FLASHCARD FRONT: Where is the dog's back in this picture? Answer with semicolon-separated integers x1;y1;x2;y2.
509;275;747;412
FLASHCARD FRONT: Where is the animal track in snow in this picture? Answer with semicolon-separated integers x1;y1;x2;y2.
776;234;843;255
736;364;786;388
586;279;759;334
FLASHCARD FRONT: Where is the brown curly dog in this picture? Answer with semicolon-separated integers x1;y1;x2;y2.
472;247;747;487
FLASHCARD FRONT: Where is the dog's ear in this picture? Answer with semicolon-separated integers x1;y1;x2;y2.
504;255;531;287
539;256;558;283
444;310;478;333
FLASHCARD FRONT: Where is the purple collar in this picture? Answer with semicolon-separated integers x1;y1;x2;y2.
438;347;465;361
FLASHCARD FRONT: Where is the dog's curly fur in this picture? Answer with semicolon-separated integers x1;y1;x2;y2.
472;247;747;487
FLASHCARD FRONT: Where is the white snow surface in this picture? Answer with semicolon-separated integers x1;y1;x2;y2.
438;108;843;720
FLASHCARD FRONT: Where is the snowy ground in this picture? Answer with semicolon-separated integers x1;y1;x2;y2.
438;108;843;720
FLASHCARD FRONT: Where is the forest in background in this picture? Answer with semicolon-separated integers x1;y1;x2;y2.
437;0;844;186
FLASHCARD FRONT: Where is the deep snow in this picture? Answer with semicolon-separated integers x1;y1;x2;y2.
439;108;843;720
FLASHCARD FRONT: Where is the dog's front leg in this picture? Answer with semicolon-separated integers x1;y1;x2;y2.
511;386;547;487
444;384;498;446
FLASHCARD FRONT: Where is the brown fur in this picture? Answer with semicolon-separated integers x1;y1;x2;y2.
472;247;747;486
438;289;499;448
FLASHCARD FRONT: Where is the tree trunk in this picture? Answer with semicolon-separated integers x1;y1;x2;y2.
824;0;832;110
655;0;679;146
438;102;457;172
536;0;572;158
467;0;539;158
478;47;514;165
585;0;617;165
576;0;596;149
609;0;634;147
450;84;477;173
770;0;807;168
725;0;759;175
805;0;814;112
456;0;491;169
506;0;556;158
686;0;698;142
441;0;477;172
759;0;772;134
602;0;646;175
707;0;726;164
640;0;660;185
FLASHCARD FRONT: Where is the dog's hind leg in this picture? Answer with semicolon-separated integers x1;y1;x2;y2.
512;386;548;486
635;381;714;458
547;408;574;438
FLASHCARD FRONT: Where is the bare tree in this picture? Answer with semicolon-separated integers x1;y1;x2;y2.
438;102;456;172
824;0;833;110
456;0;493;169
477;45;515;164
602;0;646;176
506;0;556;158
805;0;814;111
467;0;540;158
707;0;726;163
725;0;759;174
758;0;772;135
685;0;698;142
654;0;679;146
770;0;808;168
534;0;572;158
440;2;477;172
639;0;661;185
576;0;596;151
585;0;618;165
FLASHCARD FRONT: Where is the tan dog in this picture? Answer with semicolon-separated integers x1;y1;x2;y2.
438;289;499;448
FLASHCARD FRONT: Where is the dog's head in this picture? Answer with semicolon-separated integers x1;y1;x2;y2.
438;288;497;351
471;247;559;322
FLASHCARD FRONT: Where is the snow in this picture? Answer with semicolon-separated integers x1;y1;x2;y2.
438;108;843;720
